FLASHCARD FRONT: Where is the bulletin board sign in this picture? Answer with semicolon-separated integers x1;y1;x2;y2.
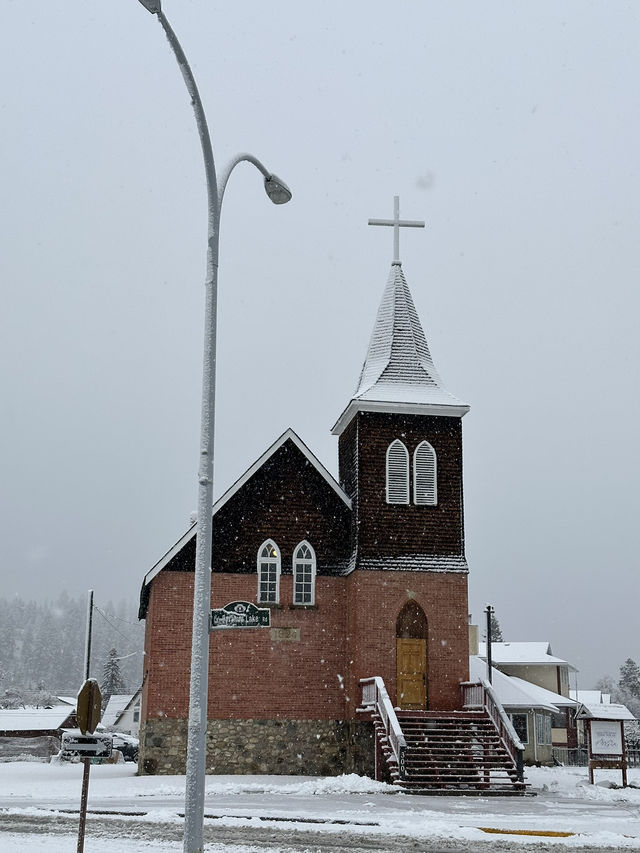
587;719;627;787
590;720;623;756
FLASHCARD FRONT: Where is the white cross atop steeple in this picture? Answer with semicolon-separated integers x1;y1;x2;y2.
368;196;425;264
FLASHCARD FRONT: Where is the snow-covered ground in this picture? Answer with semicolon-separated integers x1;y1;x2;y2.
1;760;640;851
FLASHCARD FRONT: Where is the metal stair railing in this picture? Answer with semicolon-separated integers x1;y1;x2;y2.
461;679;525;782
359;676;407;780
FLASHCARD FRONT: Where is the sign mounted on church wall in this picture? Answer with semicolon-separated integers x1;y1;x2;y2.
210;601;271;630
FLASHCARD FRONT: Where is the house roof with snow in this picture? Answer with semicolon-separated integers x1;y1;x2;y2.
576;702;635;721
332;263;469;435
478;641;577;670
101;694;135;728
570;689;610;705
469;656;561;712
0;705;75;734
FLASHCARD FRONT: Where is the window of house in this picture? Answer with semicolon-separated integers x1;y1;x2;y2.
536;713;552;746
510;713;528;744
386;440;409;504
413;440;437;505
257;540;280;603
133;702;140;724
293;541;316;605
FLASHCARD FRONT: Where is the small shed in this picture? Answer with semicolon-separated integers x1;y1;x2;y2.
0;705;76;759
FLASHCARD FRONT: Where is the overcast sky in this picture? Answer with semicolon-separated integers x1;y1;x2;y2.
1;1;638;688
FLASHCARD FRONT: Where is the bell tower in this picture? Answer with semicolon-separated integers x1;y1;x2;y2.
332;197;470;574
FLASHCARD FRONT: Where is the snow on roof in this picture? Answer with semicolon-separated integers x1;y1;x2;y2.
101;694;135;728
141;428;351;592
577;702;636;721
56;696;77;707
332;264;468;435
570;689;610;705
508;676;577;709
469;656;559;712
478;641;576;669
0;705;74;732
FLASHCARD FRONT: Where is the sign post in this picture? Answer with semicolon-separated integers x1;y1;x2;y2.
74;678;104;853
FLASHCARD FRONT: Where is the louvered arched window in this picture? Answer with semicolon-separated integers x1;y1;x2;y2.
293;541;316;605
414;440;437;505
386;439;410;504
257;539;280;603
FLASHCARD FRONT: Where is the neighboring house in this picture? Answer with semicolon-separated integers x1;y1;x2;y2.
469;657;576;765
478;641;578;748
138;211;477;779
0;705;76;759
102;690;141;737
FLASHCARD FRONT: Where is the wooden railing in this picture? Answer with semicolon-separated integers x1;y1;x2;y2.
462;679;524;781
359;677;407;779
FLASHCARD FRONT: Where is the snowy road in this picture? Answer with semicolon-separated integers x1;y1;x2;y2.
2;762;640;851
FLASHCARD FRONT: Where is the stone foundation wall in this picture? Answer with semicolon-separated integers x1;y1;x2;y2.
140;718;374;777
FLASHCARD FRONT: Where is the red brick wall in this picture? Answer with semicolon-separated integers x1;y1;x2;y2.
143;570;349;721
143;566;469;724
345;571;469;713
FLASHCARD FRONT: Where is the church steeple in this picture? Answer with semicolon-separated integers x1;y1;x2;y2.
332;198;468;437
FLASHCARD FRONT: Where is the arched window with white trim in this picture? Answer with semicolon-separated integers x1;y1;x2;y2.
293;541;316;605
257;539;280;603
414;440;437;505
386;439;409;504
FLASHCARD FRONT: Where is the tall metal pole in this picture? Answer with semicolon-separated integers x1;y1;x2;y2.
83;589;94;682
135;5;290;851
485;604;493;684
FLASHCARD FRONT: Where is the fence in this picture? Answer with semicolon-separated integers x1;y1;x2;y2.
552;747;640;767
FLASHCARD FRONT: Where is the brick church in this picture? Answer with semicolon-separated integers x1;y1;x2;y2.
138;200;476;779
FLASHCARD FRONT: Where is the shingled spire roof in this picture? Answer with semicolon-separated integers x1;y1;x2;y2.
332;262;469;436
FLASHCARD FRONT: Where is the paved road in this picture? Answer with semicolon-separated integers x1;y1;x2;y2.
0;810;634;852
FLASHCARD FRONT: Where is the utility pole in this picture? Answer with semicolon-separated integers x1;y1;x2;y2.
485;604;493;684
84;590;94;681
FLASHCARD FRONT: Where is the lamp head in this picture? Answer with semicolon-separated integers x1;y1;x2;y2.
137;0;161;13
264;174;292;205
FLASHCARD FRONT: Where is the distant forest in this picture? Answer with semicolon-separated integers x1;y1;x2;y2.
0;593;144;703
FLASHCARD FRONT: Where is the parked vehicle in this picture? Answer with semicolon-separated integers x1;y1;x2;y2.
111;732;139;762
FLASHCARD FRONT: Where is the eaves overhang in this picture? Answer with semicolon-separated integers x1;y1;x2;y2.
331;398;470;437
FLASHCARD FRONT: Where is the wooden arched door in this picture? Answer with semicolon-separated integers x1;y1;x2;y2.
396;601;428;710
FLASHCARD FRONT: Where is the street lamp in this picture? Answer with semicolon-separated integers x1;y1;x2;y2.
135;3;291;852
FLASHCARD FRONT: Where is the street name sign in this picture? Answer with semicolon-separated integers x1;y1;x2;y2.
210;601;270;630
62;731;113;759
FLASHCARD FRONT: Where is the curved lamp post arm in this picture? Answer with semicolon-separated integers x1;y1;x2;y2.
135;5;290;853
218;153;292;209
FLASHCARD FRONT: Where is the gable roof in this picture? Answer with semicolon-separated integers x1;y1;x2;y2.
470;657;576;712
332;263;469;435
576;702;635;721
478;641;577;670
140;428;351;594
469;657;559;712
101;694;135;728
0;705;75;733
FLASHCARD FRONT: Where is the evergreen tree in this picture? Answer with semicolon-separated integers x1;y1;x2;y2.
489;611;504;642
482;610;504;642
100;648;128;707
619;658;640;700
